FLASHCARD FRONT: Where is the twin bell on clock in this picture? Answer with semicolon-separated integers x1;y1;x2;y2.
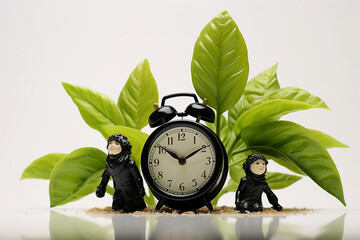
141;93;228;211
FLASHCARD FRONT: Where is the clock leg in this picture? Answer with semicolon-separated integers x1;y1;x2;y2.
203;198;213;211
155;198;165;210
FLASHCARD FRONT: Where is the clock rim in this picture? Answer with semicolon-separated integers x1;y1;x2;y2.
141;120;227;205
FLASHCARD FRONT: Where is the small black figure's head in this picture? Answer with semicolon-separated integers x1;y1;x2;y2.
107;134;132;156
243;153;268;176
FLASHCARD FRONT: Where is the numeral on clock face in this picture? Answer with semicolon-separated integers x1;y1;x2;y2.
192;179;197;187
158;146;166;154
167;180;173;187
178;133;186;141
148;126;216;196
206;157;211;165
154;159;160;167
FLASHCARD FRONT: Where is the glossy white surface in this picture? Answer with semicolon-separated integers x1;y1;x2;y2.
1;208;359;239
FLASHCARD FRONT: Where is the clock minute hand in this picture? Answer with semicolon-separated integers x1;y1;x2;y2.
182;145;210;161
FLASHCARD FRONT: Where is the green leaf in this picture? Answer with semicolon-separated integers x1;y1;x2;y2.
66;177;105;205
310;129;349;148
233;87;330;126
49;147;107;207
229;132;304;175
62;82;125;130
231;140;305;176
21;153;67;180
231;87;330;136
98;125;149;165
117;59;159;130
144;189;156;206
241;63;281;104
228;63;280;129
263;87;330;109
242;146;305;175
191;10;249;114
234;99;330;136
266;172;302;189
105;186;115;196
241;121;346;205
229;151;247;178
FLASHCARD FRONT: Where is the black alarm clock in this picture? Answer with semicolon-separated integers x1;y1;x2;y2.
141;93;228;211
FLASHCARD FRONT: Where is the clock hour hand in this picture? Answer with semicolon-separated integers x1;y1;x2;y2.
158;145;181;160
182;145;210;161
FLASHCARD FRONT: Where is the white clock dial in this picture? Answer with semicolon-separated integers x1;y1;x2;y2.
147;126;216;196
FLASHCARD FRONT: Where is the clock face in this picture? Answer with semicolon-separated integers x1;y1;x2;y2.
146;124;217;197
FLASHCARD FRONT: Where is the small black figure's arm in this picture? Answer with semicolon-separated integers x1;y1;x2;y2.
96;167;111;198
264;185;283;211
129;161;146;197
235;178;247;211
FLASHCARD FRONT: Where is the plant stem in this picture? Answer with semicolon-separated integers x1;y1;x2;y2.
227;134;242;157
216;112;221;139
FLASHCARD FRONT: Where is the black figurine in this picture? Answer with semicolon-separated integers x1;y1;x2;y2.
235;153;282;213
96;134;146;212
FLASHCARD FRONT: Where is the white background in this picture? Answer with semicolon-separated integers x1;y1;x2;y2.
1;0;359;212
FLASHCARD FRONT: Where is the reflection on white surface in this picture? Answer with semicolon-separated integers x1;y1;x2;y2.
49;211;113;240
4;209;360;240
